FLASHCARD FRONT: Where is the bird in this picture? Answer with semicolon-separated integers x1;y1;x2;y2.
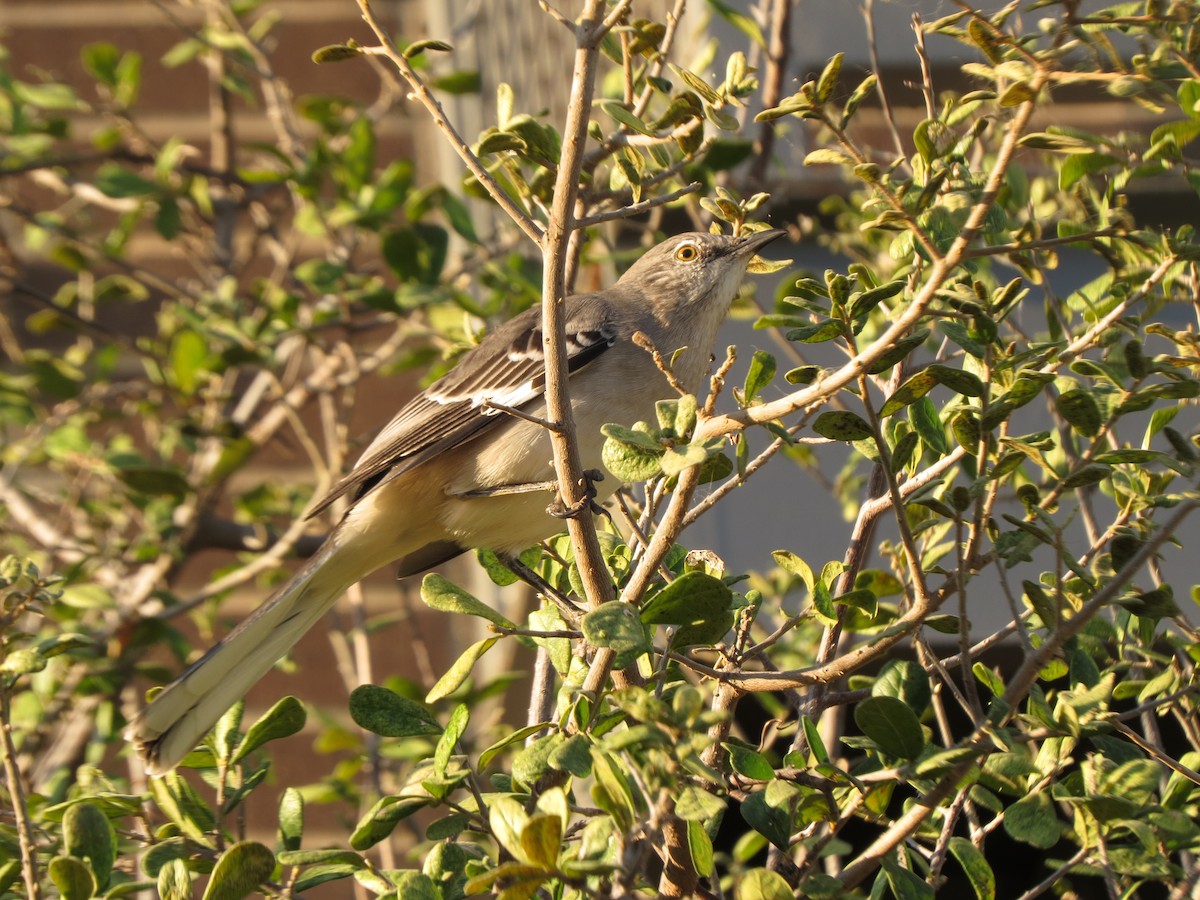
125;227;785;774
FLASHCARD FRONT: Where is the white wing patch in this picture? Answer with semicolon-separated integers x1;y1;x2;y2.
429;325;616;412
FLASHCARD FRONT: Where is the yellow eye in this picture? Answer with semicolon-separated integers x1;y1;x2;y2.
675;242;700;262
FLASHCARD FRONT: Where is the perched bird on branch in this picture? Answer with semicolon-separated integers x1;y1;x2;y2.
126;228;785;774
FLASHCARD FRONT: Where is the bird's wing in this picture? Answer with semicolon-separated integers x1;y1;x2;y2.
306;297;620;517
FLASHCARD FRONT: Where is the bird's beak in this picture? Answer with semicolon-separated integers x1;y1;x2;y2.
735;228;787;256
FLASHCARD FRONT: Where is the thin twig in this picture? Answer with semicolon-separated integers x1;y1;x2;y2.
0;689;42;900
355;5;542;244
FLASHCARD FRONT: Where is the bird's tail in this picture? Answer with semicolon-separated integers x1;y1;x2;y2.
125;540;363;775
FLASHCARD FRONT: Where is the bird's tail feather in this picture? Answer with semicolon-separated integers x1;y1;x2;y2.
126;541;362;775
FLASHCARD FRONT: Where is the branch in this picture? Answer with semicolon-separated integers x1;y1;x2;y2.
536;1;625;617
694;66;1051;446
355;3;543;245
574;181;701;228
0;689;42;900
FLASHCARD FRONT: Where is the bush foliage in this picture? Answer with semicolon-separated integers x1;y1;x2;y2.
3;1;1200;898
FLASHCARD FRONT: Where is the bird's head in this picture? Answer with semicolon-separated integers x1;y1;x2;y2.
616;229;786;309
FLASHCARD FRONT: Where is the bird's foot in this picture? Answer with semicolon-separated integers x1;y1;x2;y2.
547;469;605;520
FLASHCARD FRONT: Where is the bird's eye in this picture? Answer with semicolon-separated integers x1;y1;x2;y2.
675;242;700;262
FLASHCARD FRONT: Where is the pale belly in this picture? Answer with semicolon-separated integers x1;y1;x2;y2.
439;362;665;553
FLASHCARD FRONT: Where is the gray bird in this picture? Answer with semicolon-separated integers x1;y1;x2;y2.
126;228;784;774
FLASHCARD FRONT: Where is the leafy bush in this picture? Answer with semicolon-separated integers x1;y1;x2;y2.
3;1;1200;898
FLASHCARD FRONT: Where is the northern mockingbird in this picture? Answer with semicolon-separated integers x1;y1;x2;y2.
127;228;784;773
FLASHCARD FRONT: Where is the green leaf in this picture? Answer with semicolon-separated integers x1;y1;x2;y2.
671;610;735;648
233;695;306;762
434;703;469;779
661;442;710;477
1119;586;1181;620
687;818;715;878
867;330;930;374
426;637;497;703
478;722;551;770
812;410;873;442
420;573;515;627
641;571;733;625
477;130;526;154
853;696;925;759
488;796;531;861
891;431;921;473
972;662;1005;698
1056;389;1102;437
111;461;190;499
670;395;700;438
880;370;939;417
739;784;795;851
529;605;572;675
63;802;116;889
743;350;776;403
94;163;158;198
1003;791;1059;848
948;837;995;899
349;796;430;851
872;660;931;713
882;857;935;899
347;684;441;738
1060;151;1121;189
804;148;854;167
155;198;182;239
591;751;638;831
381;223;449;285
1060;463;1112;489
431;70;481;94
440;191;479;243
909;396;947;456
0;862;19;897
389;872;441;899
581;601;650;654
675;786;725;821
475;548;519;586
736;867;793;900
999;80;1036;107
425;813;471;841
312;43;364;64
156;859;191;900
464;863;547;896
816;52;844;103
520;814;563;869
1093;448;1172;466
403;39;453;58
802;715;830;765
599;100;656;135
48;857;95;900
926;364;986;398
706;0;765;46
279;849;364;868
847;280;904;319
602;429;665;481
725;743;776;781
786;319;844;343
149;773;215;839
277;788;303;854
201;842;276;900
83;42;121;85
602;422;664;451
772;550;814;592
550;733;593;777
914;119;953;163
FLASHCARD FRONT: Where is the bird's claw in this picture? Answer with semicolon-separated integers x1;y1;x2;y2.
547;469;605;520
